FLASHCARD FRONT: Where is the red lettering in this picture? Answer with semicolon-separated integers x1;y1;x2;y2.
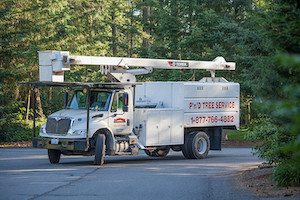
194;101;236;110
197;102;201;109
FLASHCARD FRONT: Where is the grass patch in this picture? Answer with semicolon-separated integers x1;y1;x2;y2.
226;128;249;140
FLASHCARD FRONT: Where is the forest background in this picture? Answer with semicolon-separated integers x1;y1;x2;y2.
0;0;299;186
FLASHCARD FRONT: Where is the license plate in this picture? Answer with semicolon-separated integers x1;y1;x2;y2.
51;139;59;145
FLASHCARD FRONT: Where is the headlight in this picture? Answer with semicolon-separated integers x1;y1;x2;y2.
40;124;46;134
69;129;87;135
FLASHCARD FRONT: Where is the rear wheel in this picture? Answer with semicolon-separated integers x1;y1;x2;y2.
182;131;210;159
182;133;193;159
145;146;170;157
94;134;106;165
188;131;210;159
48;149;61;164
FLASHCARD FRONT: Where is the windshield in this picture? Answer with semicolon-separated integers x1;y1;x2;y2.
68;90;112;111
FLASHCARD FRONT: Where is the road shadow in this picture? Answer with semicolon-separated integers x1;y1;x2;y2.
57;150;232;166
59;154;188;166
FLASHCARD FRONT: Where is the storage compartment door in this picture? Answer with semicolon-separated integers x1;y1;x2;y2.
145;111;159;146
171;110;184;144
158;111;171;145
144;109;184;146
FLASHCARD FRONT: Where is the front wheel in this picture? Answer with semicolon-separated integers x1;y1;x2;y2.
48;149;61;164
94;134;106;165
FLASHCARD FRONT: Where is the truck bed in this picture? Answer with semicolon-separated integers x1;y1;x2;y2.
135;81;240;129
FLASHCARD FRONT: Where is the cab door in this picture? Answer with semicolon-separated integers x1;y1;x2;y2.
109;92;132;135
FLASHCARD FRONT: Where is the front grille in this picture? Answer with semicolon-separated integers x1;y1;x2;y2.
46;117;71;135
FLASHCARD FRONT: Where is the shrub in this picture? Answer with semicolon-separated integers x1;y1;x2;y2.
273;160;300;187
247;116;294;164
273;135;300;187
0;122;32;142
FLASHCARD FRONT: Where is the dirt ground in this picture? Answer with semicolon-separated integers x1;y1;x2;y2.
222;139;264;148
0;141;32;148
237;167;300;198
223;140;300;198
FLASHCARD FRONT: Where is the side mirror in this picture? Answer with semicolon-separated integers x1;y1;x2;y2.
123;93;129;112
64;91;69;108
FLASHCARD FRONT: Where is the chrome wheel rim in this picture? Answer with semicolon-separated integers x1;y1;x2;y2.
197;137;207;154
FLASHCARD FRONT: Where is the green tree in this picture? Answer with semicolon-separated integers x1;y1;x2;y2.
0;0;146;141
245;0;300;186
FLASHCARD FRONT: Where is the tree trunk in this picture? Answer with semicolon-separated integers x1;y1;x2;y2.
26;89;31;122
36;92;44;118
222;129;228;141
129;2;134;57
247;101;251;124
14;85;20;100
49;87;52;101
111;2;117;56
112;25;117;56
142;1;150;53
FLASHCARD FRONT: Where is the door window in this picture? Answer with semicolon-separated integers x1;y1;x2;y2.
111;93;124;112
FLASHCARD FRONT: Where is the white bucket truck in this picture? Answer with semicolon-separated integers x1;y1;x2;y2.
28;51;239;165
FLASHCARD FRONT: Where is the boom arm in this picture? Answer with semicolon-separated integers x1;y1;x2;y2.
38;51;236;82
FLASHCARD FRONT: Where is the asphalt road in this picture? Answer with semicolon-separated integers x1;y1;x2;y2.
0;148;269;200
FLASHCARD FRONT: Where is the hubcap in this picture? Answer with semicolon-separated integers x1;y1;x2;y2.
197;137;207;154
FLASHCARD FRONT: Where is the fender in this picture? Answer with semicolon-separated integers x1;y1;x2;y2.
93;128;115;155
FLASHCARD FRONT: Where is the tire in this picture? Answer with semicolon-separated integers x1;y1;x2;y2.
182;133;193;159
94;134;106;165
188;131;210;159
144;146;170;157
48;149;61;164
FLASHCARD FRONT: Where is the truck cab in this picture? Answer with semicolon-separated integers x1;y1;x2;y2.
34;83;138;164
